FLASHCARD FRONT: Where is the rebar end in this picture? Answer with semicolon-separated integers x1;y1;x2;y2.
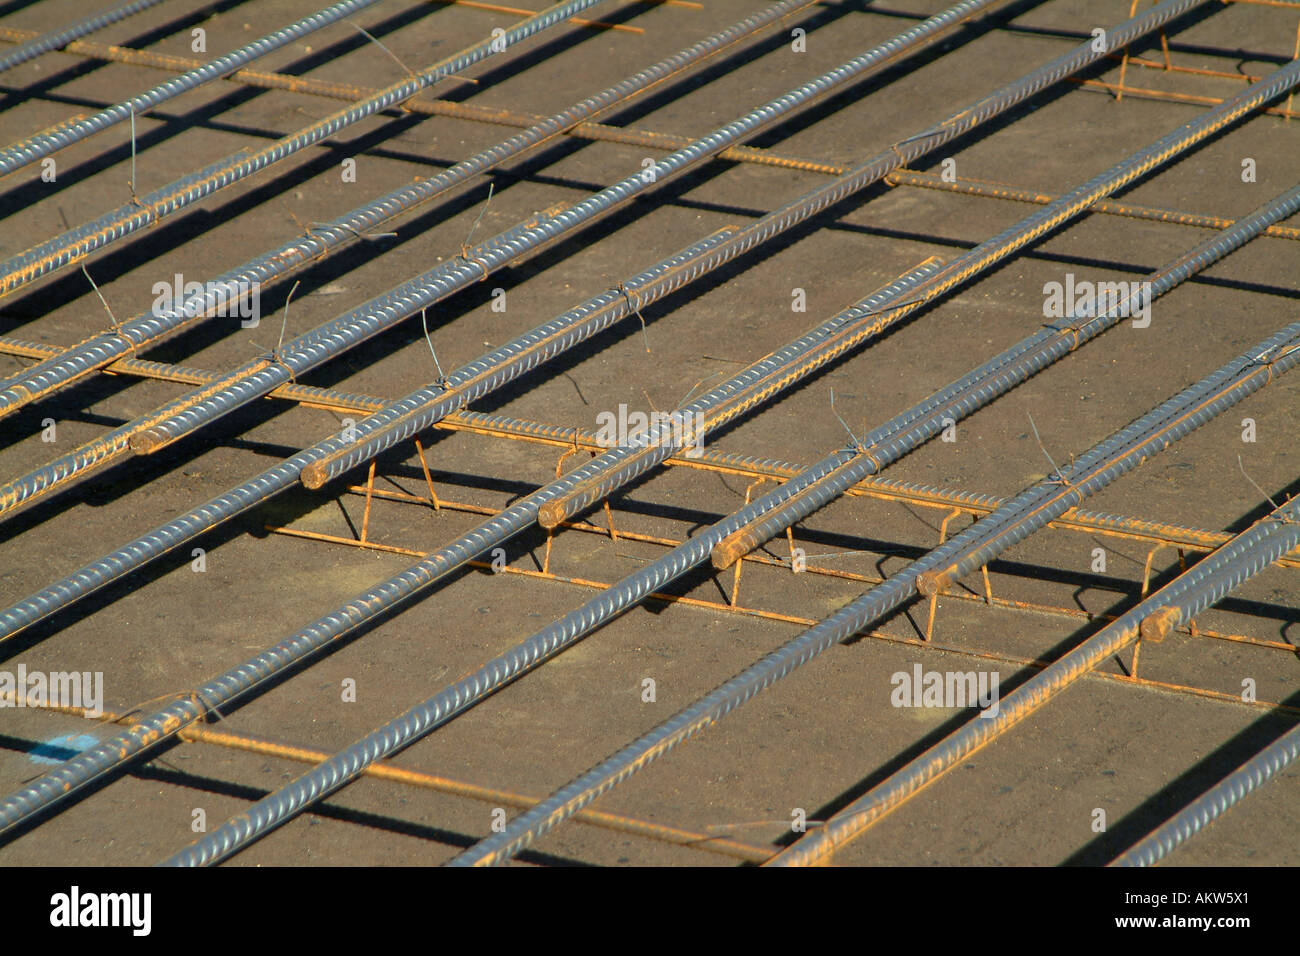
711;538;744;571
1140;606;1180;643
300;462;328;490
537;501;566;529
128;428;166;455
917;568;951;597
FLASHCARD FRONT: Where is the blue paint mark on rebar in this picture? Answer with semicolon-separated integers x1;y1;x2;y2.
29;734;100;766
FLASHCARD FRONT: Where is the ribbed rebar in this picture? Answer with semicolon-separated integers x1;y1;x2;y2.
0;0;389;172
1111;711;1300;867
448;322;1300;866
770;488;1300;867
0;0;1219;841
0;262;939;841
107;0;1013;455
0;220;716;514
0;0;169;74
0;0;814;422
0;0;610;305
0;219;749;629
538;48;1300;530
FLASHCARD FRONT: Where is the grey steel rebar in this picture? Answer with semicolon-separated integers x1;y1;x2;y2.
0;0;389;171
448;321;1300;866
0;0;169;74
307;0;1214;492
769;488;1300;867
0;0;610;306
1111;711;1300;867
110;0;1016;455
163;179;1300;868
0;0;818;422
0;0;1221;839
0;223;750;627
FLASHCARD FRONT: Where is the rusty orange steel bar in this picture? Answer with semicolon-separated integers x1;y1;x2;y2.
884;169;1300;240
1071;76;1300;118
3;335;1299;576
7;26;1295;241
267;522;1300;716
321;483;1295;652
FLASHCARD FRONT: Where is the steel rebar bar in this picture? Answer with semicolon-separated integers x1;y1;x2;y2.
1110;716;1300;867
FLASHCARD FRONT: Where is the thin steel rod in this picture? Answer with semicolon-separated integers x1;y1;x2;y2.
0;0;168;74
884;169;1300;241
447;321;1300;866
0;0;1219;841
303;486;1299;654
1110;719;1300;866
0;0;815;421
0;0;611;302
